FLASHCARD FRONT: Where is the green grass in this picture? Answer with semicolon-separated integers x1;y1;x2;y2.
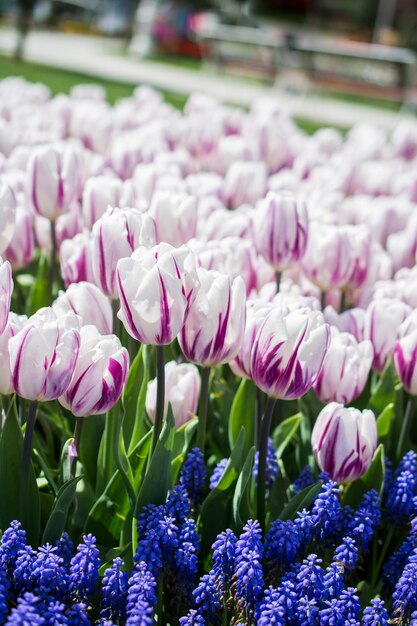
0;53;350;133
0;54;187;108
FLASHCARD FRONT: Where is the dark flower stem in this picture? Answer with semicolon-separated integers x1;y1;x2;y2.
19;401;38;521
257;396;276;535
150;344;165;457
112;299;120;337
50;221;58;299
275;271;282;293
70;416;84;478
196;367;210;453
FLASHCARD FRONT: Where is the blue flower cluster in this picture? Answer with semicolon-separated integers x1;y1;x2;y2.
2;449;417;624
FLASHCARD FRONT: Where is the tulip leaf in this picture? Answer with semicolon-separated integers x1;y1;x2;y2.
171;418;199;485
342;444;385;508
198;428;246;556
376;403;395;438
279;481;323;521
128;345;150;454
99;544;131;577
369;362;396;414
268;468;291;521
79;415;105;488
228;378;256;456
27;252;51;315
0;408;40;545
272;413;302;459
232;446;255;532
85;430;152;545
134;408;176;517
122;345;144;446
42;476;82;544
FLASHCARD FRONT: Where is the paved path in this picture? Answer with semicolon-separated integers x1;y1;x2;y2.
0;27;413;130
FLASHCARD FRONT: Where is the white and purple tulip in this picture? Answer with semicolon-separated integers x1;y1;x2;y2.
393;329;417;396
5;205;34;270
0;182;16;255
0;257;13;335
0;313;27;395
27;145;80;220
53;281;113;335
253;190;308;272
146;360;201;428
92;206;156;299
117;243;199;345
230;299;273;379
251;307;330;400
58;325;129;417
314;328;374;404
149;190;198;247
312;402;377;483
179;268;246;367
60;231;95;287
364;298;411;374
9;307;80;401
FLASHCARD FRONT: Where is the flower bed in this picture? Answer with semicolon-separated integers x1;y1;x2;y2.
0;76;417;624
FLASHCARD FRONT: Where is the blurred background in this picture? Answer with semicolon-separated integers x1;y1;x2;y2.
0;0;416;127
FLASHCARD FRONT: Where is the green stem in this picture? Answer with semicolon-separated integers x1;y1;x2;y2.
50;221;58;299
150;344;165;457
70;417;84;478
320;290;326;310
275;271;282;293
112;299;120;337
102;408;117;486
371;527;394;590
114;410;136;511
396;396;415;461
257;396;276;534
19;401;38;522
255;387;264;450
340;290;347;312
196;367;210;453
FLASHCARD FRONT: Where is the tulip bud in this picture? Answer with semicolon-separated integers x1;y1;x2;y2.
229;298;273;379
312;403;377;483
146;360;200;428
0;313;27;395
364;298;411;373
0;182;16;255
314;329;373;404
9;307;80;401
301;223;359;291
179;268;246;367
253;191;308;271
323;306;365;342
60;231;95;287
149;191;197;247
82;176;124;229
393;329;417;395
92;206;156;299
0;257;13;335
53;282;113;335
59;325;129;417
117;243;199;345
5;205;34;270
251;307;330;400
27;145;80;220
224;161;268;209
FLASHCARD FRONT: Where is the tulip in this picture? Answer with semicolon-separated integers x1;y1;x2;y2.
117;243;199;346
301;223;354;292
179;269;246;368
58;325;129;417
230;299;273;380
0;257;12;335
53;282;113;335
9;307;80;401
364;298;411;374
92;206;156;299
323;306;365;342
314;329;373;404
0;182;16;255
27;144;80;220
82;176;124;229
60;231;95;287
253;190;309;274
393;329;417;396
0;313;27;395
251;307;330;400
146;360;200;428
5;205;34;270
224;161;268;209
312;403;377;483
149;190;197;247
